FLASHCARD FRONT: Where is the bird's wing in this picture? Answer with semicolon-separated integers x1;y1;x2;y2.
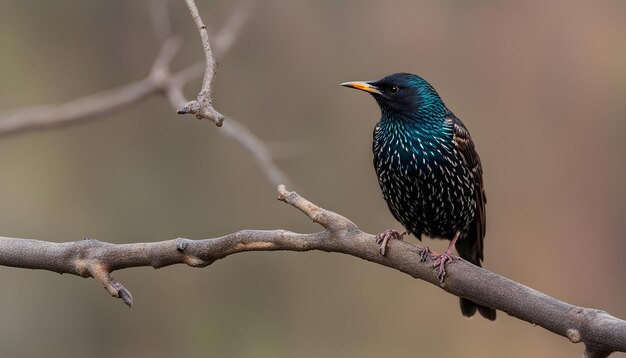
447;114;487;261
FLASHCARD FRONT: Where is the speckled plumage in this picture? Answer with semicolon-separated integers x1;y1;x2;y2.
342;73;495;320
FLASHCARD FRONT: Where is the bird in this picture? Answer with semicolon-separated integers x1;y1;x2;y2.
341;72;496;320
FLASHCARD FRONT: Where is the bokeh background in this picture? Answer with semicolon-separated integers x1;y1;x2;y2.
1;1;625;357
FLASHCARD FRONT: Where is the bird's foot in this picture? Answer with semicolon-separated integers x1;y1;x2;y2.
419;246;433;262
432;250;458;283
375;229;406;256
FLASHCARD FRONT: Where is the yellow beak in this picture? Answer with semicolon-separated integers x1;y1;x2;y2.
340;81;382;95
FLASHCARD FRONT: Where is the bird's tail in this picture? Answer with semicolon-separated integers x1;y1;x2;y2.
459;297;496;321
455;234;496;321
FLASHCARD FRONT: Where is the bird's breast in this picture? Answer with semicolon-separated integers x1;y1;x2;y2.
373;127;475;238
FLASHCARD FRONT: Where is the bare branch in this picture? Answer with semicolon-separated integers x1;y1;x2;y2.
0;4;289;187
176;0;225;126
0;186;624;356
0;79;156;137
0;37;179;138
183;0;216;94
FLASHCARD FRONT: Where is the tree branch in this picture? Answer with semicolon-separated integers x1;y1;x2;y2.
0;185;624;356
176;0;226;126
0;3;289;187
0;78;156;137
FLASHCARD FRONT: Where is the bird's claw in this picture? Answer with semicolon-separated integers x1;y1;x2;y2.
375;229;406;256
432;251;457;283
419;246;432;262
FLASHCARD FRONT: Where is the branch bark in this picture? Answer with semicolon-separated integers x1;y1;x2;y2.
0;186;624;356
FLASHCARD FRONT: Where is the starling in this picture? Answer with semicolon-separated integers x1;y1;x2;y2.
341;73;496;320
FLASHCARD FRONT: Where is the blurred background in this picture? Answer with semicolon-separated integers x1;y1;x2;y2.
1;1;625;357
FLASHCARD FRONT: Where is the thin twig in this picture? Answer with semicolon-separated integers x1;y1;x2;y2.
177;0;226;126
184;0;216;96
0;185;624;356
0;79;156;137
0;38;179;138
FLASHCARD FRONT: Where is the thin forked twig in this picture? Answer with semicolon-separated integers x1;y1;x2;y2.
177;0;226;126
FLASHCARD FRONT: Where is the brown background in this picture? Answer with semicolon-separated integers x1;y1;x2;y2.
0;1;625;357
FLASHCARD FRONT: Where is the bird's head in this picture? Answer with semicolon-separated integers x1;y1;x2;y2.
341;72;446;124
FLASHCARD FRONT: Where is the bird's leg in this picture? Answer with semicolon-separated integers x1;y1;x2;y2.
431;232;461;283
375;230;407;256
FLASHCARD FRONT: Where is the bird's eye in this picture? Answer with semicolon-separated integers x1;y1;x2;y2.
390;86;399;94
